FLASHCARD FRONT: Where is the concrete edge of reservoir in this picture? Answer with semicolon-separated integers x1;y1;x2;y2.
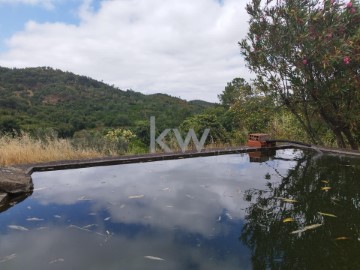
1;144;360;194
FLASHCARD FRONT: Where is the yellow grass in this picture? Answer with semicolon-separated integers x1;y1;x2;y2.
0;133;104;167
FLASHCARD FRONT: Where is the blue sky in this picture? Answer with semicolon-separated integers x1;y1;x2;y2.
0;1;77;51
0;0;251;102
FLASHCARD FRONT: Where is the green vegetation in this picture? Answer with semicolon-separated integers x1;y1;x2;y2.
0;66;213;150
239;0;360;149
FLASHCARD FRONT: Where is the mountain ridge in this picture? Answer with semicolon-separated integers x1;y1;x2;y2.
0;66;215;137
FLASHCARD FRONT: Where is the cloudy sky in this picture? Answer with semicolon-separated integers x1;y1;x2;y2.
0;0;252;102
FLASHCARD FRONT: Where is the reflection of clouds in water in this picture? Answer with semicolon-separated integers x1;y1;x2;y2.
31;151;298;236
0;150;300;269
0;227;249;270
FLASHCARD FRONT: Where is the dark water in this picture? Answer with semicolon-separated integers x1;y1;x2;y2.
0;149;359;269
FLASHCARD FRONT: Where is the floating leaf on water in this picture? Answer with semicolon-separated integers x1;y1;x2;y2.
274;197;298;203
291;223;323;234
33;187;48;191
128;195;144;199
303;223;323;230
49;258;64;264
283;199;298;203
336;237;350;240
144;256;165;261
8;225;29;231
321;187;331;191
0;254;16;263
318;212;337;218
82;224;98;229
321;180;329;184
68;224;106;237
283;217;295;223
26;217;44;221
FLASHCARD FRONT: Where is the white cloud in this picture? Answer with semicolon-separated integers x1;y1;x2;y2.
0;0;251;101
0;0;56;9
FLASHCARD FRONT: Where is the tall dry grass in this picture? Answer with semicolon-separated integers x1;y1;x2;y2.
0;133;104;167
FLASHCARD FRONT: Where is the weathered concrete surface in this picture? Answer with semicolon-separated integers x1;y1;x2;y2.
1;143;360;194
0;192;8;204
0;167;33;194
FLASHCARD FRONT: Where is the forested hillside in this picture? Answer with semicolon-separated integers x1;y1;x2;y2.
0;67;213;137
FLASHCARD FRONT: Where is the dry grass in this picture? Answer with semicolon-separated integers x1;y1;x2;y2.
0;133;104;167
0;133;242;167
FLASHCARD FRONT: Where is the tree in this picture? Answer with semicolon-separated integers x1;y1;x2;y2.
218;78;253;107
179;114;229;144
218;77;276;134
239;0;360;149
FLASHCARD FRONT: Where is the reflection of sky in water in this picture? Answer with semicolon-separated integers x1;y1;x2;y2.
0;150;300;269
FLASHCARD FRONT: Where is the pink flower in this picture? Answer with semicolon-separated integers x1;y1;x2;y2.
343;56;350;65
303;59;308;65
347;2;353;8
350;7;356;13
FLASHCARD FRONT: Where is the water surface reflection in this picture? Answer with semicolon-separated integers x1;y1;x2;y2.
0;149;358;269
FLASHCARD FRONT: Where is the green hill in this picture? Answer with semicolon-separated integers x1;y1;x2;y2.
0;66;214;137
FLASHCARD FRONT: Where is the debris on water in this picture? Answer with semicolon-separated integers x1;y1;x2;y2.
54;215;62;219
33;187;48;191
104;217;111;221
49;258;64;264
68;224;106;237
0;254;16;263
185;194;194;199
26;217;44;221
336;237;350;240
275;197;298;203
291;223;323;234
8;225;29;231
321;180;329;184
128;194;144;199
217;216;222;221
321;187;331;191
161;187;170;191
144;256;165;261
283;217;295;223
225;212;233;220
318;212;337;218
82;224;98;229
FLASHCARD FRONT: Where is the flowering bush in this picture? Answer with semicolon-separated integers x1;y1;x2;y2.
240;0;360;149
